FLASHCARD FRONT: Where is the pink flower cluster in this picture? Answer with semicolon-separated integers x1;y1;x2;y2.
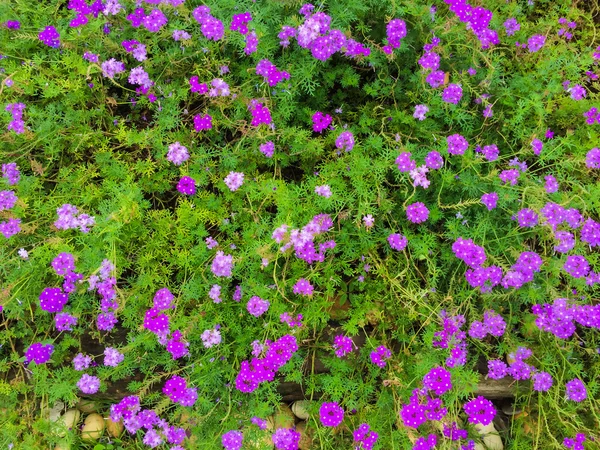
247;296;269;317
6;103;26;134
256;60;290;87
249;100;272;126
24;342;54;365
223;172;244;191
144;288;189;359
433;311;467;368
468;310;506;339
110;395;186;447
382;19;407;54
192;6;224;41
312;111;332;132
335;131;354;152
388;233;408;251
211;251;234;277
88;259;118;331
122;39;147;62
39;25;60;48
166;142;189;165
273;214;336;264
163;375;197;407
54;204;95;233
406;202;429;224
177;176;196;195
235;334;298;393
500;251;543;289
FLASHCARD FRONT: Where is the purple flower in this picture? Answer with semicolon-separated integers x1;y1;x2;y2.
24;342;54;364
176;176;196;195
425;151;443;169
516;208;538;227
565;378;587;402
528;34;546;52
487;360;508;379
247;296;270;317
463;396;496;425
73;353;92;371
312;111;332;132
423;366;452;395
224;172;244;191
101;58;125;79
332;335;354;357
400;402;427;428
442;84;463;104
447;134;469;155
222;430;243;450
406;202;429;224
319;402;344;427
563;255;590;279
2;163;20;185
388;233;408;251
211;251;233;277
55;312;77;332
39;26;60;48
335;131;354;152
370;345;392;368
586;148;600;169
77;374;100;394
293;278;313;296
272;427;300;450
193;114;212;131
503;18;520;36
260;141;275;158
315;185;332;198
103;347;124;367
544;175;559;193
201;327;221;348
244;30;259;55
532;372;553;392
481;192;498;210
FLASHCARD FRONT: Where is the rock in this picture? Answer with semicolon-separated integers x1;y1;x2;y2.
43;401;64;422
273;404;295;429
76;399;97;413
291;401;310;420
105;417;124;437
296;422;313;450
474;422;503;450
57;409;80;437
81;413;105;441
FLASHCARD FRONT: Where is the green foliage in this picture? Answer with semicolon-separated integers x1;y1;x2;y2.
1;0;600;449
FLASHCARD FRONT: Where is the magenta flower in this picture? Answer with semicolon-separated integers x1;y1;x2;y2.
293;278;313;296
442;84;463;104
77;374;100;394
463;396;496;425
319;402;344;427
222;430;243;450
247;296;270;317
335;131;355;152
167;142;189;165
211;251;233;277
388;233;408;251
24;342;54;365
423;366;452;395
177;176;196;195
586;148;600;169
193;114;212;131
565;378;587;402
406;202;429;224
224;172;244;192
332;335;353;357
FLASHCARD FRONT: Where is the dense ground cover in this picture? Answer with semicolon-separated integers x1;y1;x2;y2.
1;0;600;448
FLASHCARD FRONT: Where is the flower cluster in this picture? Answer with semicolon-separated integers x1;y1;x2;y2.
528;34;546;53
280;312;303;328
235;334;298;393
272;427;300;450
370;345;392;368
274;214;336;264
247;296;270;317
110;396;186;447
452;238;486;268
24;342;54;365
54;204;95;233
319;402;344;427
335;131;355;152
193;114;213;131
406;202;429;224
244;30;259;55
332;335;353;357
586;147;600;168
532;297;600;339
433;311;467;368
353;423;378;450
230;12;252;35
176;176;196;195
249;100;272;127
163;375;198;407
463;396;496;425
222;430;243;450
312;111;332;132
447;134;469;155
2;163;20;185
144;289;188;359
468;311;506;339
6;103;26;134
564;434;587;450
166;142;189;165
256;59;290;87
211;251;234;277
565;378;587;402
77;374;100;394
224;172;244;191
388;233;408;251
500;251;543;289
39;25;60;48
259;141;275;158
0;190;17;211
0;217;21;238
104;347;124;367
122;39;147;62
382;18;407;54
314;184;332;198
88;259;119;331
442;84;463;104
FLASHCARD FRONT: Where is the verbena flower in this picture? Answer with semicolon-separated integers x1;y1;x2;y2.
565;378;587;402
319;402;344;427
247;296;269;317
77;374;100;394
39;25;60;47
293;278;313;296
24;342;54;364
370;345;391;367
528;34;546;52
406;202;429;224
442;84;462;104
222;430;243;450
224;172;244;191
176;176;196;195
463;396;496;425
104;347;124;367
73;353;92;370
260;141;275;158
272;427;300;450
201;327;222;348
388;233;408;251
332;335;353;357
